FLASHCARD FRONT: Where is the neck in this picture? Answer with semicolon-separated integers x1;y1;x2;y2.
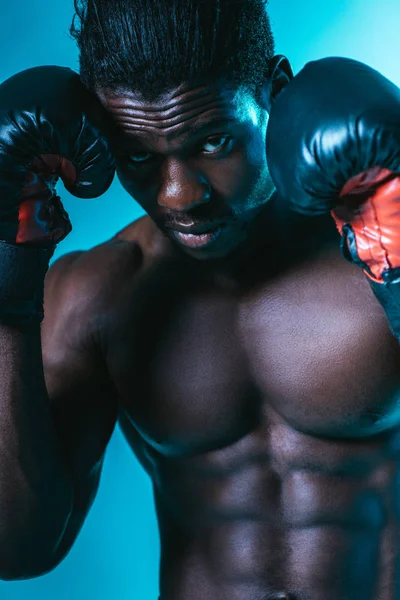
201;192;340;284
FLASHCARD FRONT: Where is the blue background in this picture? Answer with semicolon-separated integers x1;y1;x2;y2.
0;1;399;598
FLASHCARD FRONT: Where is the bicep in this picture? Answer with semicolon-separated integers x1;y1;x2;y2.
41;252;118;564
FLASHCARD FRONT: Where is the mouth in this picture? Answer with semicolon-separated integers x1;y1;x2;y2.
164;219;230;249
171;225;225;248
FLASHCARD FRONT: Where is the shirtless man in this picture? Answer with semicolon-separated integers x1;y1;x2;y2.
0;0;400;598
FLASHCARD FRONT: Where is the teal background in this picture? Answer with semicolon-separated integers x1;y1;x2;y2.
0;1;399;598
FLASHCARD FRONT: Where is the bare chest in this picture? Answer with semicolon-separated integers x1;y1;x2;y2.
106;246;400;456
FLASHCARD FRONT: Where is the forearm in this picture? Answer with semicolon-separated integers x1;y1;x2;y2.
0;321;74;579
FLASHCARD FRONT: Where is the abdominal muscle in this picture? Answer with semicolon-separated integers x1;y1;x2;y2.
108;220;400;599
131;410;400;600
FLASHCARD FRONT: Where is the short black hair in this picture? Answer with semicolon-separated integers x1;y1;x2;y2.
70;0;275;100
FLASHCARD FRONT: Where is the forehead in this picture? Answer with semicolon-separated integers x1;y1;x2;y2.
96;81;261;145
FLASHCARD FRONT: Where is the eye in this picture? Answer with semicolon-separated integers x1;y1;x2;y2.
127;152;154;164
201;135;232;154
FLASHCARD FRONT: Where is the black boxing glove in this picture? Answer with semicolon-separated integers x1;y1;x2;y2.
0;66;115;322
266;57;400;339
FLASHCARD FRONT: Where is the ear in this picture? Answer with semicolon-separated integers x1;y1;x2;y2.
260;55;294;112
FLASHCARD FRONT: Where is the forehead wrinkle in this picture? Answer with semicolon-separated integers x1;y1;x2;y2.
103;86;258;148
105;88;221;119
106;91;235;124
100;84;243;136
110;101;233;134
114;110;237;146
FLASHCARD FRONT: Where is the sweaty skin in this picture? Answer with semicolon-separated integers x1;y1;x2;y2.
42;73;400;600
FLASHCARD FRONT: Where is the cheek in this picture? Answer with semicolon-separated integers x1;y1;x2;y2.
222;145;269;203
116;164;158;210
242;133;274;199
245;129;268;170
222;140;274;212
207;145;265;200
208;158;247;197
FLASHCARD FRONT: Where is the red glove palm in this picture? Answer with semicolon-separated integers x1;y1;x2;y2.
333;167;400;283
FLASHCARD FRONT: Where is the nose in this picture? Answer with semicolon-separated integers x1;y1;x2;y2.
157;158;211;211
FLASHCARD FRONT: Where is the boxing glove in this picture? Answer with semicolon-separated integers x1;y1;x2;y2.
0;66;115;322
266;57;400;339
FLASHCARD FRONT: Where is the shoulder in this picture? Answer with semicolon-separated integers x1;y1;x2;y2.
45;216;152;296
43;216;171;337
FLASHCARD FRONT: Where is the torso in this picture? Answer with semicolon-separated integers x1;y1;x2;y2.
89;213;400;600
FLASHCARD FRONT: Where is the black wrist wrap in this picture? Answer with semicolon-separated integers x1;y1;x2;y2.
368;271;400;342
0;240;55;324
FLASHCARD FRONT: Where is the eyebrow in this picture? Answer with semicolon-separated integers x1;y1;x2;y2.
178;116;238;139
118;117;238;151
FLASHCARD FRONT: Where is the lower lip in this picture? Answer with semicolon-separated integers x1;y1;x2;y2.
172;226;224;249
